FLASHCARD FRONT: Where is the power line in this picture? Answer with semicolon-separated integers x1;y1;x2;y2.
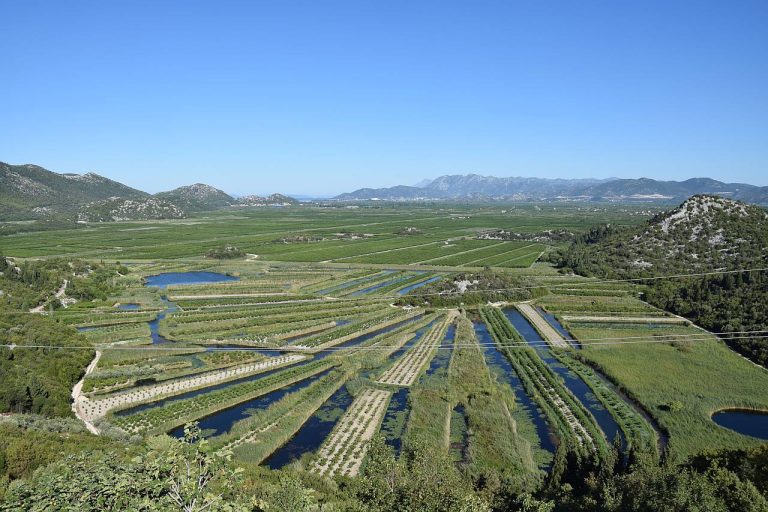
3;329;767;353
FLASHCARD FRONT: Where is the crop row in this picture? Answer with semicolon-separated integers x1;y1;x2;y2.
331;271;410;296
165;301;382;327
291;309;409;349
81;354;307;420
216;370;350;462
173;294;318;308
108;359;336;435
311;388;392;477
377;313;455;386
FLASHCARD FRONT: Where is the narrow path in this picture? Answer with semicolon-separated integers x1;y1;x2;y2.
30;279;68;313
517;303;569;348
72;350;102;435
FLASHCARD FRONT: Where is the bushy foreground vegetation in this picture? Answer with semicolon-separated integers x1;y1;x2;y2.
2;418;767;511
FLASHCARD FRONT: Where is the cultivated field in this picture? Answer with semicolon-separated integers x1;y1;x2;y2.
4;203;763;485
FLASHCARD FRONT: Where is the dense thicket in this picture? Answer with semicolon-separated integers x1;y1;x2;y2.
2;425;766;511
0;256;127;310
0;258;124;416
0;314;93;416
205;245;246;259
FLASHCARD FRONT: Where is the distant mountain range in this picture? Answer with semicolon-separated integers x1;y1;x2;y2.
335;174;768;204
0;162;299;221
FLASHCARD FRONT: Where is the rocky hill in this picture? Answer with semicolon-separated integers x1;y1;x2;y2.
154;183;235;211
77;197;185;222
0;162;148;219
559;195;768;277
235;193;298;206
335;174;768;204
557;195;768;366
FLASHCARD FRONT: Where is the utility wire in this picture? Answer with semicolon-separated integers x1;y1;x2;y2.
3;330;767;353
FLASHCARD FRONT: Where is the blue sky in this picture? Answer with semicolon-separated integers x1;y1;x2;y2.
2;1;766;195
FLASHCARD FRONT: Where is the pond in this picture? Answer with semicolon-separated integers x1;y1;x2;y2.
142;271;239;344
712;409;768;440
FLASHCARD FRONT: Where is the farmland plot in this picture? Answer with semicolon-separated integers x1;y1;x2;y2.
377;312;456;386
77;354;307;421
310;388;392;477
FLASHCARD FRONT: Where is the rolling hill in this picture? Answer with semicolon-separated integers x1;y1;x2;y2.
0;162;148;219
557;195;768;366
154;183;235;211
0;162;298;221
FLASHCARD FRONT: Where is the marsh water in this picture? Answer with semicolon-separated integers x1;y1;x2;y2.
316;270;395;295
712;410;768;440
168;368;333;439
397;275;442;295
378;320;439;453
143;271;239;344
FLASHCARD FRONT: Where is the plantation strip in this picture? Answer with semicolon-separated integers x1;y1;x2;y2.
310;388;392;477
218;370;351;461
377;312;456;386
459;243;538;266
561;315;688;324
481;308;607;456
552;351;660;456
79;354;307;421
447;316;538;475
416;240;508;264
299;311;422;351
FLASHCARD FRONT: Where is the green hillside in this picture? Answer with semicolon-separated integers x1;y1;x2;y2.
0;162;148;220
557;195;768;365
